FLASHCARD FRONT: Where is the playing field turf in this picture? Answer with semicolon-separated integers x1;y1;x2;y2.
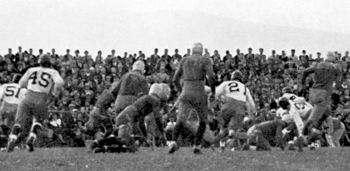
1;147;350;171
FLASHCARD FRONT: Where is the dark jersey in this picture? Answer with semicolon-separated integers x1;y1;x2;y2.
95;71;148;109
130;94;164;134
302;62;342;92
255;119;287;139
111;71;148;97
133;95;161;120
173;54;216;94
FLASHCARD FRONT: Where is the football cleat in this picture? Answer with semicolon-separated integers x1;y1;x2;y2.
295;137;305;152
7;135;18;153
168;141;178;154
193;147;202;154
219;141;225;153
26;135;35;152
89;140;99;151
241;145;250;151
220;146;225;153
93;147;106;153
309;143;316;151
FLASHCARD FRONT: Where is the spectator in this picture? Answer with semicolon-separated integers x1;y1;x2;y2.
171;49;182;71
256;48;266;63
150;48;160;72
223;50;232;62
299;50;310;68
184;48;191;57
315;52;323;63
105;49;116;64
245;48;254;65
4;48;14;65
48;113;66;145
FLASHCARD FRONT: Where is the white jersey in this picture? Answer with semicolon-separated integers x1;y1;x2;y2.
277;93;304;118
282;99;312;136
18;67;64;95
216;80;256;115
0;83;27;104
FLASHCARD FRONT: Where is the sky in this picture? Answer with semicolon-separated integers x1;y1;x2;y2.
0;0;349;56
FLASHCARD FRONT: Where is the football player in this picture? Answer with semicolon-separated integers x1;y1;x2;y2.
278;97;310;152
0;75;27;128
302;52;342;136
7;55;64;152
86;60;149;135
276;87;312;119
112;60;149;114
170;42;216;154
244;118;290;151
90;83;170;153
215;70;256;151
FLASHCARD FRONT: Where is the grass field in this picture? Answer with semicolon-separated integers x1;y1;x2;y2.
1;147;350;171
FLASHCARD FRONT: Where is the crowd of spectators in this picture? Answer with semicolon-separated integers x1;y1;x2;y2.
1;46;350;147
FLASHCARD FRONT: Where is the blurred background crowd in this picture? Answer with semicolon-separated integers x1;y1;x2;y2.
1;46;350;147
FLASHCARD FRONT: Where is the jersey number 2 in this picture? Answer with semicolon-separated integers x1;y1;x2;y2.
28;71;51;88
228;82;239;92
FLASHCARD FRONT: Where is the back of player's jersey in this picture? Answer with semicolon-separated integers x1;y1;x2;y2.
0;83;27;104
20;67;63;94
313;62;340;91
220;81;246;102
289;100;312;118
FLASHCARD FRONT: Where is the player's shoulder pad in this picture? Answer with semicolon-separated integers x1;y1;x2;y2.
25;67;36;73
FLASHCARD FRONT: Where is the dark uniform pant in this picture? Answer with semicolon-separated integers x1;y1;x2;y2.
304;88;332;135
